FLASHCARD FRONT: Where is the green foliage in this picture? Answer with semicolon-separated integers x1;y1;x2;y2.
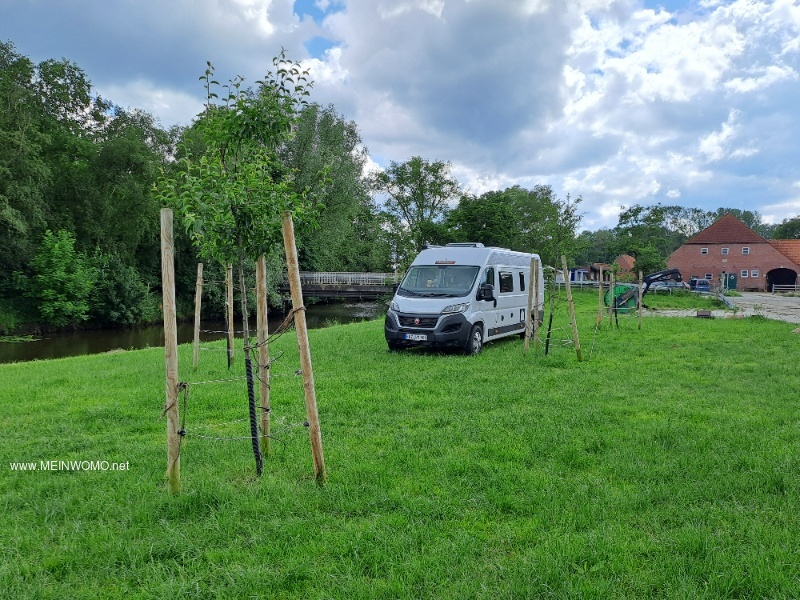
574;228;617;265
283;104;390;272
628;244;665;276
773;216;800;239
22;230;96;327
448;185;583;267
370;156;460;259
158;54;316;267
89;251;157;326
0;41;174;330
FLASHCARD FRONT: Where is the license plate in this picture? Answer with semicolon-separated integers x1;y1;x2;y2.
404;333;427;341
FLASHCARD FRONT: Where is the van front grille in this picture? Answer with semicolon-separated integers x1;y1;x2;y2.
398;316;438;328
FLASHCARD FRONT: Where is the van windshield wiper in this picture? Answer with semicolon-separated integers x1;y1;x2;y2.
418;292;456;297
398;286;419;296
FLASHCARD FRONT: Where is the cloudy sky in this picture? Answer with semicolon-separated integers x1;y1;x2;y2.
2;0;799;230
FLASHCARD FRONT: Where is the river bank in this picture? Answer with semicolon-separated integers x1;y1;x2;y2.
0;300;384;363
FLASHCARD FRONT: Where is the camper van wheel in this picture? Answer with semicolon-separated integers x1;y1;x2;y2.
387;341;401;352
465;324;483;355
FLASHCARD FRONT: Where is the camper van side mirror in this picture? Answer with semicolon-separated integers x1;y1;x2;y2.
478;283;495;301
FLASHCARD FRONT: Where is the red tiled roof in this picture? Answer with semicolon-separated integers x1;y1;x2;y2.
769;240;800;265
615;254;636;271
686;213;767;244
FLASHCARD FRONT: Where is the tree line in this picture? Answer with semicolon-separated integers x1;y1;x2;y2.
2;41;799;332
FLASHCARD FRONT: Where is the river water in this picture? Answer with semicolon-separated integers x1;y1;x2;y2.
0;301;384;364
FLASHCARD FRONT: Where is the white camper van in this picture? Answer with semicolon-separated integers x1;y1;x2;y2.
385;243;545;354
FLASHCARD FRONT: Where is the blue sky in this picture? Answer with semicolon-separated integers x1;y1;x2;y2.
1;0;799;231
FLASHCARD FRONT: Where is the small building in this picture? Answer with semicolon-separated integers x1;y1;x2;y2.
667;213;800;291
614;254;637;280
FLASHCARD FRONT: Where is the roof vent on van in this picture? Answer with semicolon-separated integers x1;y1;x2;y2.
445;243;485;248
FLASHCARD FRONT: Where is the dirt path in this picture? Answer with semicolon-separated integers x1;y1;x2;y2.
643;292;800;324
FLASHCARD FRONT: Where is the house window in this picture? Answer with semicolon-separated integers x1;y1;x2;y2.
499;271;514;293
751;270;759;278
519;272;525;291
721;247;729;255
701;247;708;255
741;270;748;278
742;247;750;255
705;273;713;279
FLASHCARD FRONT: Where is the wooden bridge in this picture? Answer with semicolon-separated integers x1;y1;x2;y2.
279;272;399;299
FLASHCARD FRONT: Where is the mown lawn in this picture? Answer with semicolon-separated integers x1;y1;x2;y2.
1;290;799;598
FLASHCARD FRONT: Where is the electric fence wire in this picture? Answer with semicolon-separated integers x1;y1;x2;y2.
170;306;309;459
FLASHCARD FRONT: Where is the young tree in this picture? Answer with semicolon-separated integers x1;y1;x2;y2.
22;230;96;327
157;52;317;475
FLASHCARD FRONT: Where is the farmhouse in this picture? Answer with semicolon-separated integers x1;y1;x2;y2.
667;213;800;292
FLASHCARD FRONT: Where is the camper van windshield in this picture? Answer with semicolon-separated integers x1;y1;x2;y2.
398;265;479;298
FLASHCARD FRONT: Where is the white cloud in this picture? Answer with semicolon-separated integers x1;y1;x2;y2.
725;65;797;92
99;80;205;128
3;0;800;231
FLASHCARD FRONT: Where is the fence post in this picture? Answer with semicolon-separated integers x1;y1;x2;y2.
282;211;326;484
524;256;535;353
562;255;583;362
597;267;604;326
638;270;643;330
160;209;180;494
532;257;541;348
256;255;271;457
609;271;616;325
192;263;203;370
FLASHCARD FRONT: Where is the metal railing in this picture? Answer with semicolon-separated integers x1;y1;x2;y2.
293;272;399;286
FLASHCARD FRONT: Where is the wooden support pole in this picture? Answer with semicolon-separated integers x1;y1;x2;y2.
562;255;583;362
160;209;180;494
597;267;604;326
226;264;235;368
638;270;643;330
524;256;535;353
281;211;326;484
532;257;540;348
609;271;616;325
256;255;271;457
192;263;203;370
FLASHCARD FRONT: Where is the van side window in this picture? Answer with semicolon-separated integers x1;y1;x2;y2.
519;272;525;291
499;271;514;293
484;268;495;286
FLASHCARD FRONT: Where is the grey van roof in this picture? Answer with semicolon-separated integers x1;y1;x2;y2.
412;244;537;269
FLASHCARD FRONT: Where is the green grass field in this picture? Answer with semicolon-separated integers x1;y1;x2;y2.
2;290;799;598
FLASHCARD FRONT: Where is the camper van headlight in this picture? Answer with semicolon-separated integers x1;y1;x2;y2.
442;302;470;314
390;300;400;312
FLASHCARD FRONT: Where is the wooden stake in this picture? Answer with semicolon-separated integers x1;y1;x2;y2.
256;255;271;457
562;255;583;362
532;256;540;348
524;256;535;353
192;263;203;370
597;267;604;326
609;271;616;325
226;264;235;368
160;209;180;494
638;270;643;330
281;211;326;484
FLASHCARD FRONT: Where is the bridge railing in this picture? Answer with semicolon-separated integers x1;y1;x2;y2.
292;272;399;286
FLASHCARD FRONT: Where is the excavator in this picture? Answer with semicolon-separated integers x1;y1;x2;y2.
604;268;683;312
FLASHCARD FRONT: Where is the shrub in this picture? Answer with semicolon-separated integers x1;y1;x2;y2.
22;230;96;327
